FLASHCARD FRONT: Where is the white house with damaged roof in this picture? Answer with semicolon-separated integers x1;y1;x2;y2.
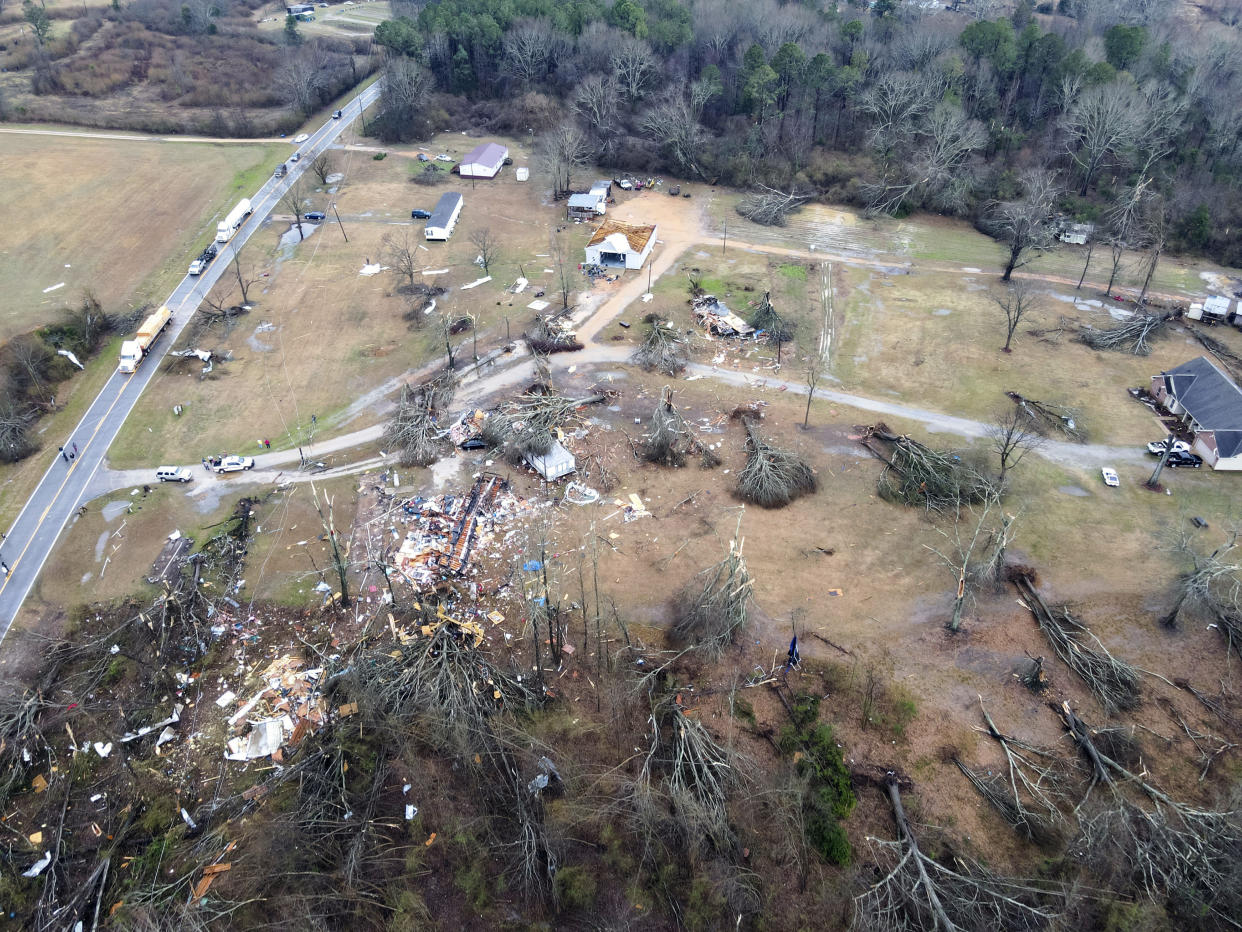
583;219;657;269
1151;356;1242;470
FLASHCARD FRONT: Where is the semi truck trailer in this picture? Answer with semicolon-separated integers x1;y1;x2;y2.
216;198;252;243
118;305;172;373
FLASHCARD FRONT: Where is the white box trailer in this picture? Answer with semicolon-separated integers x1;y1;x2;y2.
216;198;252;243
424;192;463;241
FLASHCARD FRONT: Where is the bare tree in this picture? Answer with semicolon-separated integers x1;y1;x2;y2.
611;36;658;106
538;122;592;200
231;248;259;306
1061;81;1145;195
573;74;621;154
992;279;1040;353
0;393;35;463
1160;526;1242;652
642;386;721;467
925;493;1003;632
375;55;430;143
469;228;500;275
502;18;556;85
857;70;944;157
276;45;329;115
803;363;820;429
640;97;709;178
985;170;1059;282
310;152;333;185
382;229;420;292
281;180;311;241
987;408;1043;486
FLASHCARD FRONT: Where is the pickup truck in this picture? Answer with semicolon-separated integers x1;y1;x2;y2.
188;243;218;276
205;455;255;474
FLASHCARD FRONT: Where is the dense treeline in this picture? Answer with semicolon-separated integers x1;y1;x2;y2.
371;0;1242;268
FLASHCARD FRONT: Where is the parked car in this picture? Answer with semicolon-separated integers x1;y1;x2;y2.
411;208;432;219
616;178;634;190
434;153;453;162
1166;451;1204;468
332;109;342;119
304;211;326;222
1101;467;1120;487
293;133;310;143
417;153;430;162
668;185;681;196
209;455;255;474
155;466;193;483
1147;439;1191;455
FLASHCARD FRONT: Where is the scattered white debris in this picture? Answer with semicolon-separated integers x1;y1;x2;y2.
93;742;113;758
109;644;120;655
42;283;65;294
181;808;198;830
57;349;84;369
216;690;237;708
405;804;418;820
461;276;493;290
359;263;388;276
642;293;654;302
23;851;52;878
527;299;550;311
423;268;450;275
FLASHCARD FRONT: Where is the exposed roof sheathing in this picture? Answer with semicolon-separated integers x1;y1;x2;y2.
586;219;656;253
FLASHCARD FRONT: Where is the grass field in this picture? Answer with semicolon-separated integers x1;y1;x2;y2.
830;266;1242;444
0;131;283;342
107;130;590;467
706;195;1241;299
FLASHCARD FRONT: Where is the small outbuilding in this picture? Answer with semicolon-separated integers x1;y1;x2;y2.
286;3;313;13
459;142;509;179
590;179;612;199
1151;356;1242;470
584;219;658;270
524;441;576;481
567;192;606;219
424;192;463;241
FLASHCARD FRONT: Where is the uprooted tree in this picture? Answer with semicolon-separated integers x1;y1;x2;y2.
1159;526;1242;655
632;316;688;376
1079;311;1173;355
1057;701;1242;927
1012;572;1141;714
483;386;605;461
853;774;1061;931
641;385;720;468
736;184;810;227
748;291;796;364
736;417;817;508
1006;392;1085;442
672;518;753;657
858;424;994;514
383;371;457;466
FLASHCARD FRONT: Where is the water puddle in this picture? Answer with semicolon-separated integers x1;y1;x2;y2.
94;531;109;562
1057;485;1090;497
100;500;130;522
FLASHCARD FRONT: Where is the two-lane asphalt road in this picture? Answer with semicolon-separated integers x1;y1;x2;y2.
0;80;383;636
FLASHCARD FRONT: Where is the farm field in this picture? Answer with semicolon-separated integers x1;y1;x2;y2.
0;130;282;342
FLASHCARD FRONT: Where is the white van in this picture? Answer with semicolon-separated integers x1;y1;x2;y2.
156;466;193;483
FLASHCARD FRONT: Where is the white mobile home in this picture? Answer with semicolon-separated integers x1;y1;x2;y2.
567;192;606;219
424;192;463;241
584;219;657;270
459;142;508;179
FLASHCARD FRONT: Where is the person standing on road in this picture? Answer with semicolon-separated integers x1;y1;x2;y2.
72;441;78;455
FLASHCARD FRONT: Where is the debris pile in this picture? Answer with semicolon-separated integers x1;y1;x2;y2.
394;473;531;592
692;295;754;338
223;655;327;763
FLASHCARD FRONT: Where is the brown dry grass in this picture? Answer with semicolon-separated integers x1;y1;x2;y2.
0;131;282;342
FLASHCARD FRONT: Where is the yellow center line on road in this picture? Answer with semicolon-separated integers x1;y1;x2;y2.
0;369;136;601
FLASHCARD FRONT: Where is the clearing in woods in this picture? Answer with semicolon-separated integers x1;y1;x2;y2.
0;131;282;342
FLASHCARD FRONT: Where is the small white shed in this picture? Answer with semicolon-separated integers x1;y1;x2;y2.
459;142;508;179
524;441;576;480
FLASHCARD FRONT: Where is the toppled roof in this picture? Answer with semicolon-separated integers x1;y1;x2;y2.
587;218;656;253
462;142;508;167
524;441;576;480
1161;356;1242;456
